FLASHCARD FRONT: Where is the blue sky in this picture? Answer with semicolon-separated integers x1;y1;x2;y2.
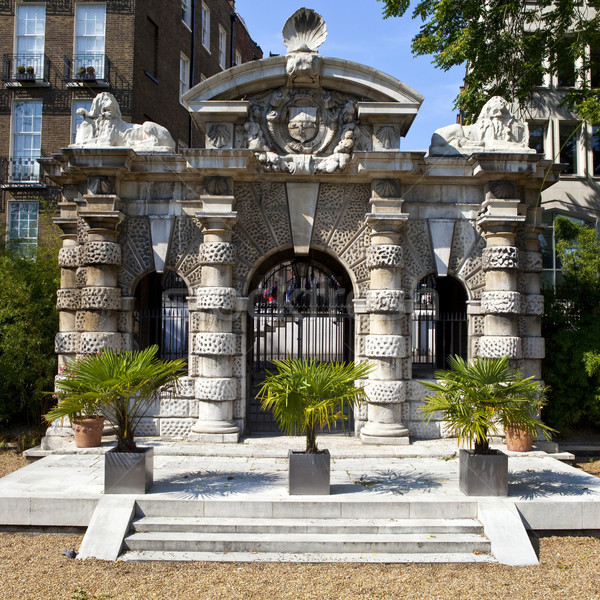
234;0;464;151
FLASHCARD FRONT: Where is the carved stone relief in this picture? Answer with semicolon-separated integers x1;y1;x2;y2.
366;290;404;313
193;332;238;355
481;291;521;314
80;287;121;310
83;241;121;266
482;246;519;270
478;336;522;359
195;377;237;401
365;335;409;358
200;242;236;265
58;246;81;268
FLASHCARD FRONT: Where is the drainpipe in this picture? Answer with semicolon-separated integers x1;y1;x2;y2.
230;10;237;67
188;0;196;147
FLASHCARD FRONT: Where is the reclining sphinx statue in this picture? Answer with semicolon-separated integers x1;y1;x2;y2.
71;92;175;152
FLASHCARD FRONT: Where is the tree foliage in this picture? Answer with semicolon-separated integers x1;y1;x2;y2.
542;217;600;432
378;0;600;121
0;216;61;428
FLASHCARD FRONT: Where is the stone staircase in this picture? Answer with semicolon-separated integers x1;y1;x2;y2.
120;499;495;563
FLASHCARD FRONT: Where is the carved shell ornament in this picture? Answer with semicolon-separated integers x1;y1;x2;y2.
207;124;231;149
282;7;328;53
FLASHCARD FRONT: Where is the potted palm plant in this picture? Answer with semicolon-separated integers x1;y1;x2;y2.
258;358;373;495
420;355;554;496
45;345;185;493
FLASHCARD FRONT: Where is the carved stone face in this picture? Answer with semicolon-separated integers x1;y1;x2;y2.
287;106;318;143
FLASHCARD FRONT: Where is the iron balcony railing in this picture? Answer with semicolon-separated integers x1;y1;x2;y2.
2;54;51;83
64;53;110;82
1;157;42;185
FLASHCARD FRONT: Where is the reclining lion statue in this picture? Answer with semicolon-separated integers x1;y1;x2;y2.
71;92;175;152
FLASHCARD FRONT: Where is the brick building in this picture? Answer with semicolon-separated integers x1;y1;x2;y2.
0;0;262;253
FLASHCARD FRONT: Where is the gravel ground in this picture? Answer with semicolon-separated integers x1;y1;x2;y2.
0;453;599;600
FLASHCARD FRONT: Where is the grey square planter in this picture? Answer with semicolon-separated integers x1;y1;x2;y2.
288;449;330;495
459;448;508;496
104;447;154;494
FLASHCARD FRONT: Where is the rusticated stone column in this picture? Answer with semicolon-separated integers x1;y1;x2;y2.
189;181;240;442
361;180;410;445
477;190;525;363
77;187;124;355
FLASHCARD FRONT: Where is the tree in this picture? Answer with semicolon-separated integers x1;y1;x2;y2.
378;0;600;122
542;217;600;431
0;211;61;428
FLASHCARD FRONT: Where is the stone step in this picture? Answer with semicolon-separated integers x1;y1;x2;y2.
134;498;479;520
120;550;496;563
131;516;484;536
123;531;491;555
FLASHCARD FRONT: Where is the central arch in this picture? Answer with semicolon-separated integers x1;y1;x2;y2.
246;249;355;433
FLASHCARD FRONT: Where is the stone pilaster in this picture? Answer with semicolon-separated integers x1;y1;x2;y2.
477;193;525;363
519;207;545;379
360;181;410;444
189;185;240;442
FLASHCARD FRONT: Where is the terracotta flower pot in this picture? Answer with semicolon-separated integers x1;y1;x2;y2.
505;427;533;452
72;416;105;448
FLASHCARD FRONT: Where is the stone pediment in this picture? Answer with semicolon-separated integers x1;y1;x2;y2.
182;9;423;176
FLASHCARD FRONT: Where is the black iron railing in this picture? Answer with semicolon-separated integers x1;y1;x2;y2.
64;53;110;82
2;54;51;83
1;156;42;184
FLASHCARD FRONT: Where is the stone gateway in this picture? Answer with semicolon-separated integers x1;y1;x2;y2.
42;9;561;448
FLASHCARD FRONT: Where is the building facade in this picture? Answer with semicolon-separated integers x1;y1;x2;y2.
41;9;562;447
0;0;262;255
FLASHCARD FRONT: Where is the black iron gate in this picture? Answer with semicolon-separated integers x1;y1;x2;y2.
248;259;354;433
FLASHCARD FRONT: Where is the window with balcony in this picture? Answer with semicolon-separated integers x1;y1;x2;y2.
71;98;92;143
559;123;579;174
8;201;38;256
14;4;46;80
218;26;227;69
74;3;106;79
11;100;42;183
181;0;191;28
201;3;210;51
179;53;190;104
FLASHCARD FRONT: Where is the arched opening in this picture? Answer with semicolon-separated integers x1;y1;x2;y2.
411;274;468;377
133;270;189;361
247;250;355;433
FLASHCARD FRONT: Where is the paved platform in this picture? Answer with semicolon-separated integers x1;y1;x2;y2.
1;436;599;563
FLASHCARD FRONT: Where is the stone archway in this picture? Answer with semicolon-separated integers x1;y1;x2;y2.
246;250;355;433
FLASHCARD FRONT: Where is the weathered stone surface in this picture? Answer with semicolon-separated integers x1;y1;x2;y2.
364;380;406;404
57;289;81;311
478;336;522;359
55;332;79;354
196;287;237;310
482;246;519;270
80;287;121;311
195;377;237;401
367;245;403;269
481;291;521;314
58;246;81;268
366;290;404;313
83;241;121;265
521;251;543;273
523;294;544;315
79;332;124;354
200;242;236;265
365;335;409;358
523;337;545;359
193;333;237;355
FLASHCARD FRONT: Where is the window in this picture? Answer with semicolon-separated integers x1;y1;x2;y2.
201;3;210;50
71;98;92;143
179;53;190;104
11;100;42;183
15;3;46;77
556;39;575;87
559;123;579;174
8;201;38;256
235;49;242;67
591;45;600;88
74;3;106;78
181;0;191;28
218;26;227;69
592;125;600;176
529;123;546;155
